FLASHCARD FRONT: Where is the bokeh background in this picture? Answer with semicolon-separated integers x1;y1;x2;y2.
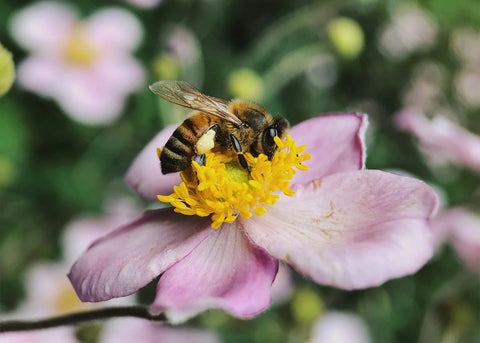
1;0;479;342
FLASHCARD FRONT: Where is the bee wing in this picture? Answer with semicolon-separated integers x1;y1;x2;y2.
149;80;242;126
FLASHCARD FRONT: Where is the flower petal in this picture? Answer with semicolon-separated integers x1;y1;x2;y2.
125;126;181;200
86;8;143;52
151;222;278;323
394;108;480;171
68;209;213;302
55;68;126;125
94;56;145;95
244;170;438;290
432;207;480;273
62;198;141;263
289;113;367;184
9;1;77;53
16;57;63;97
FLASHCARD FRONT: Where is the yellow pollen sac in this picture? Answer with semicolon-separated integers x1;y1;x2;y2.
63;25;99;66
157;135;311;228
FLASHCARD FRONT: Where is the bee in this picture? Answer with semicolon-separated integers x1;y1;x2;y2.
150;80;289;174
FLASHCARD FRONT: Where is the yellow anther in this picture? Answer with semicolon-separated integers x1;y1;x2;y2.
157;135;310;228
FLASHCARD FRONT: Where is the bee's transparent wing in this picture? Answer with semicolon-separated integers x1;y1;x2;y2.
149;80;242;125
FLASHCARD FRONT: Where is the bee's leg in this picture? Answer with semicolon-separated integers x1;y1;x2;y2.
194;153;206;166
230;134;249;171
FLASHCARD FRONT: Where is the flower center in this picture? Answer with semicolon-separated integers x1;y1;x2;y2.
157;135;310;228
63;25;99;66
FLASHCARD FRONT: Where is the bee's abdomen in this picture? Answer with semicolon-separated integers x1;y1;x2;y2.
160;113;217;174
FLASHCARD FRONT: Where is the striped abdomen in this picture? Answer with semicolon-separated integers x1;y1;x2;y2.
160;112;219;174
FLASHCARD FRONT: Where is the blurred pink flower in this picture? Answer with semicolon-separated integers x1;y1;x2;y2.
394;108;480;171
432;207;480;273
9;2;145;125
100;318;219;343
62;198;141;263
69;113;437;323
0;199;142;343
309;311;371;343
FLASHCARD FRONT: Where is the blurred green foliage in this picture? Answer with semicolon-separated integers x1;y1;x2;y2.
1;0;479;342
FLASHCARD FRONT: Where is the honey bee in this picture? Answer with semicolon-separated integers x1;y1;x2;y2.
150;80;289;174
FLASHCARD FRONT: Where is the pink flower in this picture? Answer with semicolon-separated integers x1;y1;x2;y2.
432;207;480;273
309;311;371;343
394;108;480;171
100;318;219;343
68;113;437;323
9;2;145;125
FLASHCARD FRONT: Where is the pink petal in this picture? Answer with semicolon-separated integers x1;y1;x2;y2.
289;113;367;185
244;170;438;290
55;68;126;125
310;311;371;343
432;208;480;273
394;108;480;171
16;57;63;97
125;126;181;200
68;209;213;302
151;222;278;323
86;8;143;52
9;1;77;53
101;318;220;343
94;56;145;95
62;198;141;263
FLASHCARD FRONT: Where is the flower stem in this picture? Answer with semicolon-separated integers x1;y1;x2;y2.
0;306;166;333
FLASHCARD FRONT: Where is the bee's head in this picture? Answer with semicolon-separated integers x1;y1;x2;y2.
260;115;290;159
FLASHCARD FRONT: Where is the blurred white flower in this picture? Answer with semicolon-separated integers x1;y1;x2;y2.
9;2;145;125
125;0;163;9
402;62;446;113
309;311;371;343
451;28;480;68
100;318;220;343
379;4;437;60
455;68;480;108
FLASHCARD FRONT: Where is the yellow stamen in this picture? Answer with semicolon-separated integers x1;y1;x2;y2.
157;134;310;228
63;25;99;66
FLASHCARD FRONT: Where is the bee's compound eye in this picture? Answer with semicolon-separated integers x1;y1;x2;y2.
265;126;278;145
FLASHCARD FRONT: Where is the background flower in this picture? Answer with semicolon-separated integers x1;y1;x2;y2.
9;2;145;125
309;311;371;343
